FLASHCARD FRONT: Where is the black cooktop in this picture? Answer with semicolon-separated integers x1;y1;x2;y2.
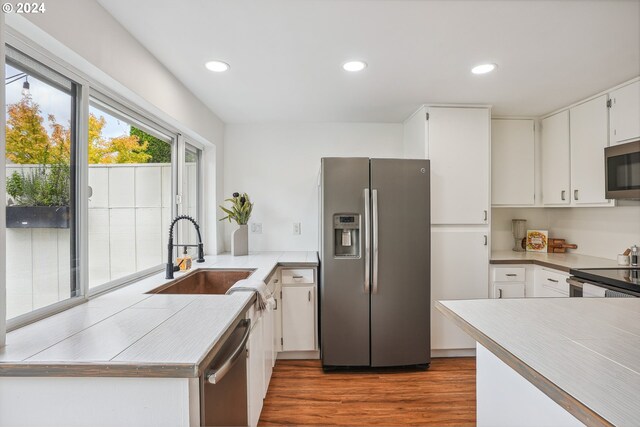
570;267;640;293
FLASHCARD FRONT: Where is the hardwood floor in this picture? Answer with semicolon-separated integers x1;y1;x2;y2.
259;358;476;426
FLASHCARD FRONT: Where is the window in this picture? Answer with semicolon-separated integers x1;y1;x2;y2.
3;41;204;327
4;47;79;319
182;144;201;249
87;97;173;291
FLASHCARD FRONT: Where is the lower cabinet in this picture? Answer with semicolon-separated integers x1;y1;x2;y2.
282;284;316;351
492;283;525;299
534;268;570;297
431;229;489;351
262;302;274;397
248;314;264;427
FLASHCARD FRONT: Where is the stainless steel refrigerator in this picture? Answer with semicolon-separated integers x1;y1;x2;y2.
320;158;430;368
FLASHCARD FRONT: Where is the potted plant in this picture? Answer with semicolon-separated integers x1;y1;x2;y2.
5;163;71;228
219;192;253;256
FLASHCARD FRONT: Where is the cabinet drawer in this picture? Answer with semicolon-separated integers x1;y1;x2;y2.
281;268;315;284
538;269;569;294
492;267;525;282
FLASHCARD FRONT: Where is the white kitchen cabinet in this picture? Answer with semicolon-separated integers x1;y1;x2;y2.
262;303;274;397
570;95;613;206
491;266;527;299
431;229;489;351
282;284;316;352
492;283;525;299
609;80;640;145
428;107;490;224
491;119;535;206
534;268;569;297
248;315;264;427
541;110;571;205
273;280;283;354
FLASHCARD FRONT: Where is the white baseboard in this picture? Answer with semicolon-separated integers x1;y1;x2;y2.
277;350;320;360
431;348;476;358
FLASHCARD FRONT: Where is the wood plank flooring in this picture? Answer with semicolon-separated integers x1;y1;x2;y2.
259;358;476;426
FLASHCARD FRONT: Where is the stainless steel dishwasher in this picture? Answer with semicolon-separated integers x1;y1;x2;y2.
200;318;250;426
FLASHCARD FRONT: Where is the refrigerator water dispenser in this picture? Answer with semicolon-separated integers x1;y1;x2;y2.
333;214;360;258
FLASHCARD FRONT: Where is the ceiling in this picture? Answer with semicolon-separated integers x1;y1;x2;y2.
98;0;640;123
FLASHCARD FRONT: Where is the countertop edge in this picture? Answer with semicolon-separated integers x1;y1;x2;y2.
434;300;612;427
489;258;572;272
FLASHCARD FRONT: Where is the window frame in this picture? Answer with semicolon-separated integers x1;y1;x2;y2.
4;34;205;330
85;91;178;297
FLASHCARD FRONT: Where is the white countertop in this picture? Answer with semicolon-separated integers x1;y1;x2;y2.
491;250;620;272
436;298;640;427
0;251;317;377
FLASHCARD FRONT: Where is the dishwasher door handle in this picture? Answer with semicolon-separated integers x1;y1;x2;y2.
207;319;251;385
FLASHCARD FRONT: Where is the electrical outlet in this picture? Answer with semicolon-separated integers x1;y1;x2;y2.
293;222;301;235
251;223;262;234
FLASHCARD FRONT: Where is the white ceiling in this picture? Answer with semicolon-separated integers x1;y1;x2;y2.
98;0;640;123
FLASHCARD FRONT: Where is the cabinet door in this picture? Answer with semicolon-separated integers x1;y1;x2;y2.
282;285;316;352
273;282;282;355
428;107;490;224
431;229;489;350
262;305;274;397
570;95;611;205
248;316;264;427
491;119;535;205
609;81;640;145
492;283;525;299
542;110;571;205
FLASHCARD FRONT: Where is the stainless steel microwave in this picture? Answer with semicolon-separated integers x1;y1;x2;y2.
605;140;640;199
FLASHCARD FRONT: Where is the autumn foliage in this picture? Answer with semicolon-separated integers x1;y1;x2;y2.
5;95;152;165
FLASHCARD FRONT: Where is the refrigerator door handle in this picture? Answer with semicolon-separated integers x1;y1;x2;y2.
364;188;371;293
372;189;379;294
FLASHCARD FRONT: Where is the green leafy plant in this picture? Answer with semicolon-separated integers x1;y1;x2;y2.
219;192;253;225
6;163;70;206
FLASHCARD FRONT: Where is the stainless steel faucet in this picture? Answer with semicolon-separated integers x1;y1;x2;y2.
166;215;205;279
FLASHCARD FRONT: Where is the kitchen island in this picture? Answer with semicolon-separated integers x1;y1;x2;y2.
0;251;317;427
436;298;640;427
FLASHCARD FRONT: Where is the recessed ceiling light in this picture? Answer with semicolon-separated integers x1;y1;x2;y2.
205;60;230;72
343;60;367;72
471;63;497;75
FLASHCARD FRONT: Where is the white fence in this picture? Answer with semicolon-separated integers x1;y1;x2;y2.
6;163;197;319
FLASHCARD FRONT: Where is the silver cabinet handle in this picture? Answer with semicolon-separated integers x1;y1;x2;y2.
506;274;517;277
308;290;311;302
292;275;304;279
574;189;579;201
274;298;278;310
547;278;559;283
363;188;371;293
561;190;566;201
484;235;488;246
207;319;250;384
372;189;379;294
498;288;503;299
483;210;488;221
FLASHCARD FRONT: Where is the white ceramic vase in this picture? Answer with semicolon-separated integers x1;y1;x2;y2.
232;224;248;256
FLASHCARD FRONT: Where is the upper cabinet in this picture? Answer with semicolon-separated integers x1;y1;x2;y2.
570;95;612;205
491;119;535;206
609;80;640;145
427;107;490;224
541;111;571;205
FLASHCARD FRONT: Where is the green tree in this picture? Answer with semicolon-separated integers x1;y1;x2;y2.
130;126;171;163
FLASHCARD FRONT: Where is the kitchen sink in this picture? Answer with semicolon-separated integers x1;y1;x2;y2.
147;269;254;295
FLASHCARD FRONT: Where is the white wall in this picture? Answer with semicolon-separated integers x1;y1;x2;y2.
492;204;640;259
6;1;226;252
223;123;404;251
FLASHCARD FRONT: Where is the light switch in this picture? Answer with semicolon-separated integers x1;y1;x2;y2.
293;222;301;235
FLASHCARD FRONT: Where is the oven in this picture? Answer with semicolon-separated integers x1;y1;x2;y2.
567;277;640;298
605;140;640;199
